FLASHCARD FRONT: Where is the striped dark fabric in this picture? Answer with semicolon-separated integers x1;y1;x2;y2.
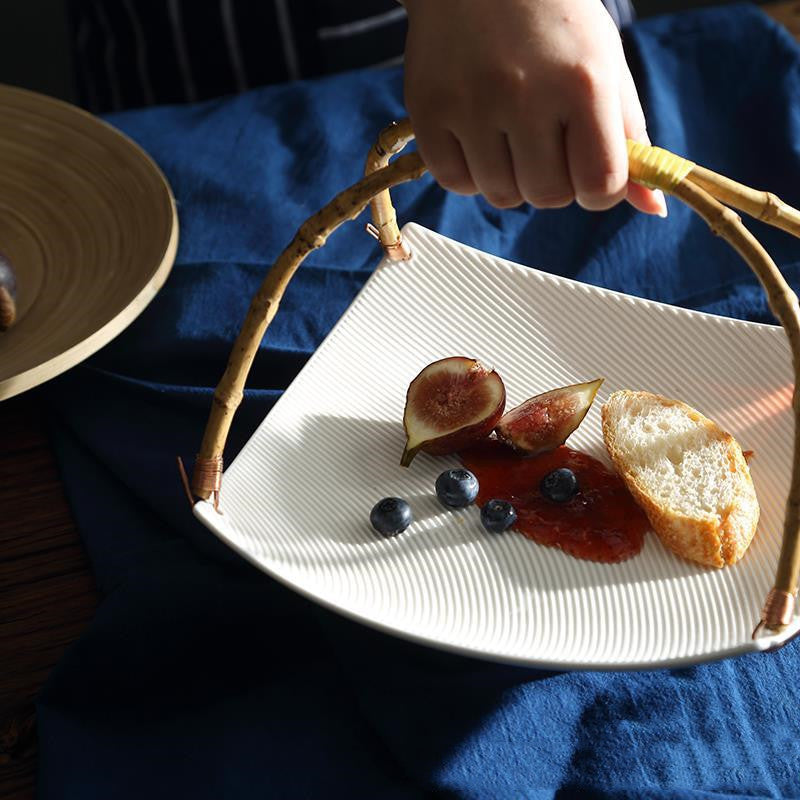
65;0;636;112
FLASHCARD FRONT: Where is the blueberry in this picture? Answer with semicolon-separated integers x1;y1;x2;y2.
435;468;479;508
480;499;517;533
540;468;579;503
370;497;413;536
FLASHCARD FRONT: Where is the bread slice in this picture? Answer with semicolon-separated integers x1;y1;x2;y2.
601;390;759;568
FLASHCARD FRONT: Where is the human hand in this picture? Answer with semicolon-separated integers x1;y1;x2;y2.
403;0;667;216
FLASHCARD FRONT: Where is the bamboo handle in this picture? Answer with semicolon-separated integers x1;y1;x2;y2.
192;121;800;638
364;119;415;260
191;151;427;506
688;164;800;240
669;179;800;633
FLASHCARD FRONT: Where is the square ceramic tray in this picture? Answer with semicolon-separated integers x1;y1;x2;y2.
195;223;800;669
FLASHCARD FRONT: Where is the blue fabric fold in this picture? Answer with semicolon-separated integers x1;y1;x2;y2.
38;5;800;798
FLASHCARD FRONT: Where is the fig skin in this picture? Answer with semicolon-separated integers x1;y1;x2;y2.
0;253;17;332
401;356;506;467
495;378;604;457
412;410;502;458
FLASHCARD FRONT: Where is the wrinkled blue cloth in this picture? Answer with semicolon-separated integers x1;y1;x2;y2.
37;6;800;799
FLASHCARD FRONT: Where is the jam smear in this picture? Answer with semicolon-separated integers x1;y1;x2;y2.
460;439;649;563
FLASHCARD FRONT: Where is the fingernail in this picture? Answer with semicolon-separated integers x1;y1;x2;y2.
654;189;668;218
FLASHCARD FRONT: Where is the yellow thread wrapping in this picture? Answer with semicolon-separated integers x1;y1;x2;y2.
627;140;695;192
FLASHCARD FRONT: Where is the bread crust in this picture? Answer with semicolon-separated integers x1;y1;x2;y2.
601;390;759;568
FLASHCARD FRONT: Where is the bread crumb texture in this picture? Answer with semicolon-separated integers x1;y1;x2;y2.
602;391;759;568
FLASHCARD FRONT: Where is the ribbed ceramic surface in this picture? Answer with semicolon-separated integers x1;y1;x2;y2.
0;84;177;400
196;224;800;669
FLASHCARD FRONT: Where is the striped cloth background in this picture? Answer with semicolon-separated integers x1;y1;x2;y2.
66;0;636;112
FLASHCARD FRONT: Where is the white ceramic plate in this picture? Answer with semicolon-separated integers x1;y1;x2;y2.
195;224;800;669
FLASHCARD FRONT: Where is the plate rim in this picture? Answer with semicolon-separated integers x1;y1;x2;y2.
193;222;800;670
193;499;798;671
0;83;179;401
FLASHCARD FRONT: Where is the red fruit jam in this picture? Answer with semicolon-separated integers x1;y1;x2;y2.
460;439;649;563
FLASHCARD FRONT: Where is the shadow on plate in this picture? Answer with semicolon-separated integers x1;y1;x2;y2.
241;411;724;598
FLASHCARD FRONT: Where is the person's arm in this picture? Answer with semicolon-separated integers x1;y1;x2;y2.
403;0;667;216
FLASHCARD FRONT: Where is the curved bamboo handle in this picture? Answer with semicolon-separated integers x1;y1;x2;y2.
190;150;427;507
192;119;800;636
364;118;415;260
365;122;800;258
670;179;800;635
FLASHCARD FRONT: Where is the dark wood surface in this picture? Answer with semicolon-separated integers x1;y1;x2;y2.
767;0;800;37
0;4;798;797
0;395;98;800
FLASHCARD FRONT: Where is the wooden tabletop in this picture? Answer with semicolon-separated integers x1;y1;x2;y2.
765;0;800;38
1;3;799;797
0;393;97;799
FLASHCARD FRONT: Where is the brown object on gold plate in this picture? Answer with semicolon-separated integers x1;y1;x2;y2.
0;84;178;400
0;251;17;331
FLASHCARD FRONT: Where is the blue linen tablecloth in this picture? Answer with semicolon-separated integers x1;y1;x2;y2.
37;5;800;798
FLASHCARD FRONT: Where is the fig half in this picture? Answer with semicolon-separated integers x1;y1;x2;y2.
401;357;506;467
495;378;604;456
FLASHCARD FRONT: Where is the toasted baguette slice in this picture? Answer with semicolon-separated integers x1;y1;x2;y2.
601;390;759;568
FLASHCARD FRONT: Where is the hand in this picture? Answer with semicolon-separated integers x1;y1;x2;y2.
403;0;667;216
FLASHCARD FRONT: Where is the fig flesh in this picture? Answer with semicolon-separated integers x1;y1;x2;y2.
495;378;604;456
401;357;506;467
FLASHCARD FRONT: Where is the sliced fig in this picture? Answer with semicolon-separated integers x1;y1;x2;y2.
401;357;506;467
495;378;604;456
